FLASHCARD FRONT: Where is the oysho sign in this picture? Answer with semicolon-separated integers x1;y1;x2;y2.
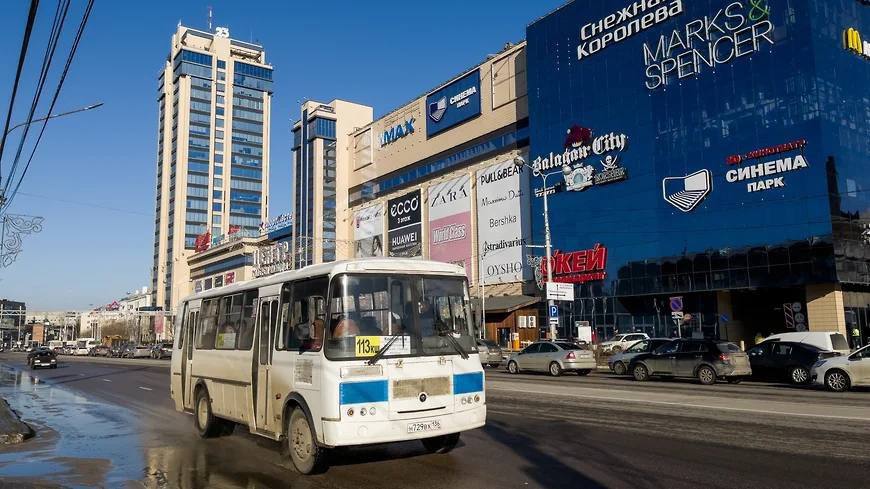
577;0;684;61
642;1;775;90
379;117;415;146
533;125;629;193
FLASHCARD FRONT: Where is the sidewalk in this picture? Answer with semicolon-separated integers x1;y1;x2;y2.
0;397;32;444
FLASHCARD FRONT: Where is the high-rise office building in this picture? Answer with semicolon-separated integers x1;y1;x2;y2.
291;100;372;268
152;25;272;314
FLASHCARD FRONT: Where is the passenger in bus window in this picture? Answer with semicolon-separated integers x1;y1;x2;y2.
333;314;360;338
303;318;324;351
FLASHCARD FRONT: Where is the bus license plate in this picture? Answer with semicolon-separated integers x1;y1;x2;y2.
407;420;441;434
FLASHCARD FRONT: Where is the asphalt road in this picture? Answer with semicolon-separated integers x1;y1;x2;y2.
0;353;868;488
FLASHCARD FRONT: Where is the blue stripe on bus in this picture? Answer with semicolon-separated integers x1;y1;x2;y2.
339;380;389;405
453;372;483;395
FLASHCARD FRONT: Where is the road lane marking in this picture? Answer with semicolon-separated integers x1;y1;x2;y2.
138;386;153;391
102;379;112;382
487;385;870;422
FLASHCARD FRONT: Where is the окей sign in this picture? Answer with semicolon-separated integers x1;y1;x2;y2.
530;244;608;289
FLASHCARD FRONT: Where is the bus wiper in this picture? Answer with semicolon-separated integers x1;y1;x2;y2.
439;331;470;360
367;335;403;366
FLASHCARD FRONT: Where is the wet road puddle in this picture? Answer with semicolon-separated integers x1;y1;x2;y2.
0;366;144;487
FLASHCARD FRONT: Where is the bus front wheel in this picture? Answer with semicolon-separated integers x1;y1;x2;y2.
288;407;327;474
422;432;460;454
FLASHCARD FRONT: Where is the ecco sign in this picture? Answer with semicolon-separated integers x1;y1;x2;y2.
379;117;415;147
388;189;422;258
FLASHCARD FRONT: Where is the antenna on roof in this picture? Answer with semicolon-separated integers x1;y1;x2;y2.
208;5;213;31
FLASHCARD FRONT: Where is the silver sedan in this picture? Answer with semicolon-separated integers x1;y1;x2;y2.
507;341;596;377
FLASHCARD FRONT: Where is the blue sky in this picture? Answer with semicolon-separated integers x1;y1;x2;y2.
0;0;564;310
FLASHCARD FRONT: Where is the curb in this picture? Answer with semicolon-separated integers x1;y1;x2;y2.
0;397;33;445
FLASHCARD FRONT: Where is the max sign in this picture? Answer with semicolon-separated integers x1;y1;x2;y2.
387;189;422;257
379;117;415;146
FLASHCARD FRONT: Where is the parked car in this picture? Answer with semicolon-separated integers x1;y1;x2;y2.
762;331;850;356
124;345;152;358
599;332;649;354
608;338;674;375
27;348;57;369
89;345;112;357
629;339;752;385
476;339;504;368
507;341;596;377
747;341;840;385
151;342;173;359
811;344;870;392
109;344;127;358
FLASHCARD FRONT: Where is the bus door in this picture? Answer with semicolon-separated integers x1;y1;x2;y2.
182;305;199;410
254;296;279;431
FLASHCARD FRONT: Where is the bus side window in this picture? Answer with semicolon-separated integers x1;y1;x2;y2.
177;303;188;350
289;277;328;351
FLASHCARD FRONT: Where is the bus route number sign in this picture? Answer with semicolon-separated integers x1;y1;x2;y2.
355;336;381;357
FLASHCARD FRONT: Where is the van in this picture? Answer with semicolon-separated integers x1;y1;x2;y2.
762;331;851;355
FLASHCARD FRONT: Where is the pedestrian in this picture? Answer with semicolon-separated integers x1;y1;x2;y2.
754;331;764;345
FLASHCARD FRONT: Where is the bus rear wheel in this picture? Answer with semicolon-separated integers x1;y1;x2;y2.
288;407;327;474
422;432;460;454
194;388;234;438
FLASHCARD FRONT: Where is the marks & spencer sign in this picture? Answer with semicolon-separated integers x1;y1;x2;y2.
426;70;481;138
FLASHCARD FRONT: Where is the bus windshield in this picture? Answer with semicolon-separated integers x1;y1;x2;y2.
326;274;476;360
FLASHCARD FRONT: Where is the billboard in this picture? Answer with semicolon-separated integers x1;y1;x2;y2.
477;159;530;284
428;175;472;276
353;203;384;258
387;189;422;258
426;69;481;138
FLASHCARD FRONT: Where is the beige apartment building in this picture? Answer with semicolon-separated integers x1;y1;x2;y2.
152;25;272;316
291;100;372;268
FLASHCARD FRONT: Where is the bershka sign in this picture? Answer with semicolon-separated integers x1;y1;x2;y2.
477;160;530;284
387;189;422;257
533;125;628;193
642;1;775;90
529;244;608;289
577;0;684;61
379;117;415;146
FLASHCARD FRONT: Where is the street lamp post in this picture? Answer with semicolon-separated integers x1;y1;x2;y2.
513;155;570;340
4;103;103;136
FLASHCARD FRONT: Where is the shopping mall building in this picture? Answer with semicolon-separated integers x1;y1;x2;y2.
523;0;870;345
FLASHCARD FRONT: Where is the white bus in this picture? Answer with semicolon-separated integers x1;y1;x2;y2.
170;258;485;474
75;338;99;355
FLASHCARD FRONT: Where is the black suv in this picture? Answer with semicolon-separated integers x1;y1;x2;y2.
747;341;839;385
629;339;752;385
27;348;58;369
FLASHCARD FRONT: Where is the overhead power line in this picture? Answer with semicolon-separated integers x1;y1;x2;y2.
0;0;40;186
2;0;95;213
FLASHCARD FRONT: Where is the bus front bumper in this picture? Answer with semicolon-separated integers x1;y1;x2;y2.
321;405;486;447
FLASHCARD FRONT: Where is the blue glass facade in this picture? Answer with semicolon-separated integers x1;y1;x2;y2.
526;1;870;339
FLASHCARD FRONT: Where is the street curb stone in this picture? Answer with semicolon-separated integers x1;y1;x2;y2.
0;397;34;444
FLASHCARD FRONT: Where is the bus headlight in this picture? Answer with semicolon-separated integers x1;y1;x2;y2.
346;408;354;417
360;408;367;416
474;394;480;403
461;397;467;405
369;406;376;416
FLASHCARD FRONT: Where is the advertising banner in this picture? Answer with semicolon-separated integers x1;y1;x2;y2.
477;160;530;284
428;175;472;276
426;69;481;138
387;189;422;258
353;203;384;258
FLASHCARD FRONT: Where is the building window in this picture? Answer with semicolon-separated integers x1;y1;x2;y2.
217;59;226;69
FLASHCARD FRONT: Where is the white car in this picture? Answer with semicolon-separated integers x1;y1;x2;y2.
600;333;649;354
811;344;870;392
763;331;850;356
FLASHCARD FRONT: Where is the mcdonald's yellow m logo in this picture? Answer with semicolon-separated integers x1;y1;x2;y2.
845;28;862;54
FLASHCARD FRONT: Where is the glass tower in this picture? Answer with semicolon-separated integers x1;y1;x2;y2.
152;26;272;314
